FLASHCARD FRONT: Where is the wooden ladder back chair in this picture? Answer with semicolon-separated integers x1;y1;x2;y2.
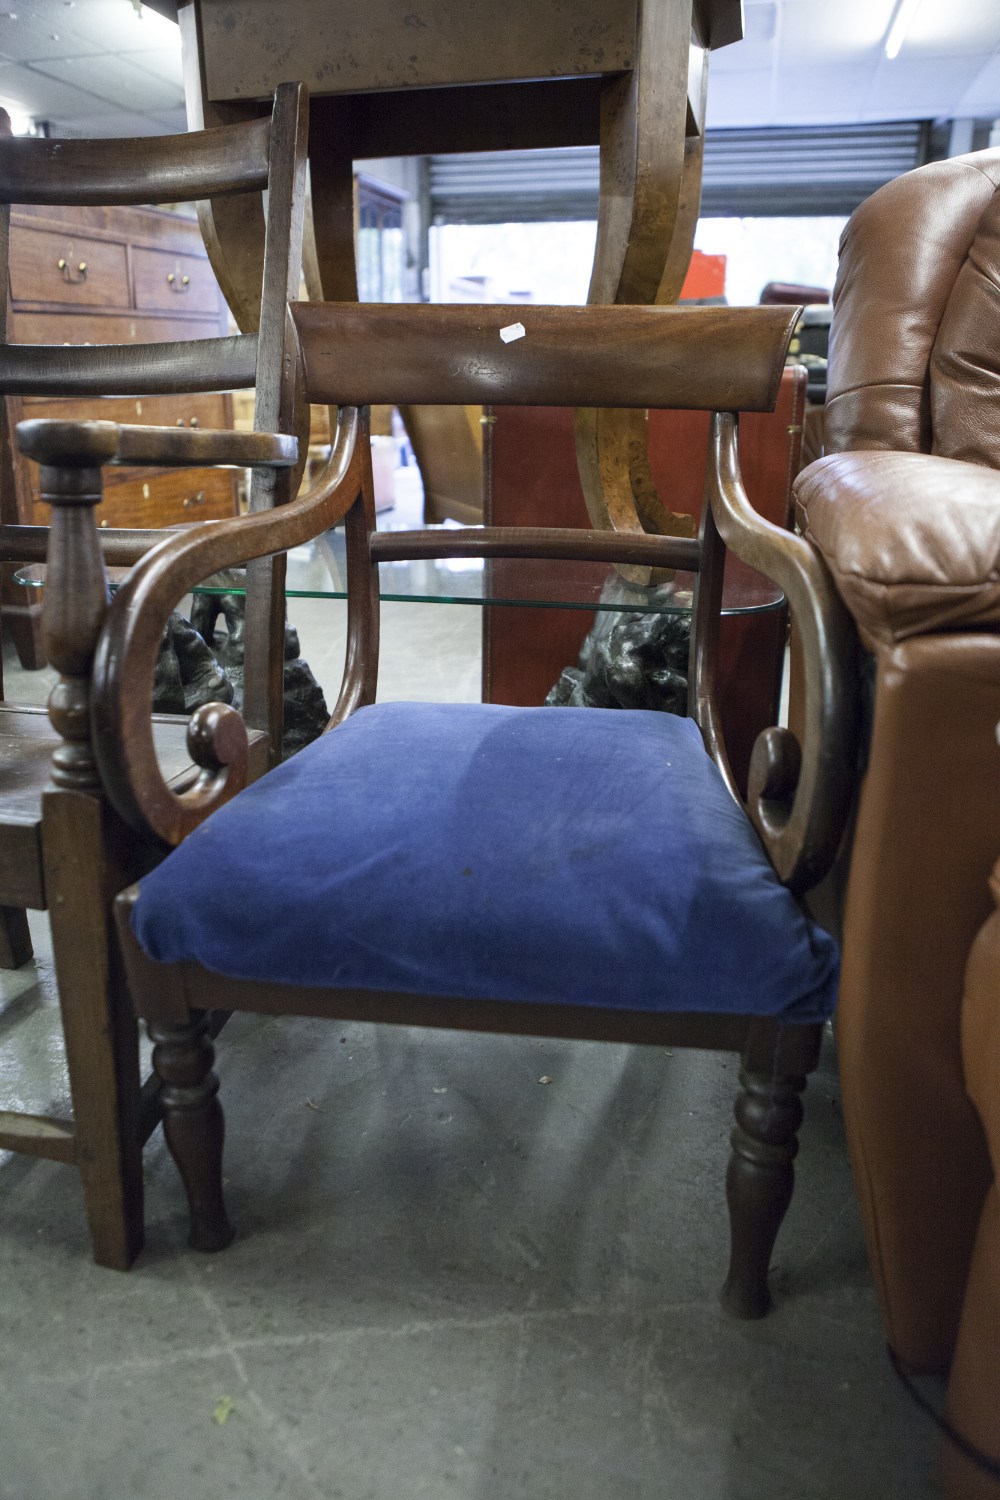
0;80;309;768
24;300;858;1314
0;83;308;1271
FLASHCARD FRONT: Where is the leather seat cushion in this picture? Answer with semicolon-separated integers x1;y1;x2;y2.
131;702;838;1021
795;450;1000;648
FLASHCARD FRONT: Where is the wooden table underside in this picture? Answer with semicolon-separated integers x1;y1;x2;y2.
180;0;744;570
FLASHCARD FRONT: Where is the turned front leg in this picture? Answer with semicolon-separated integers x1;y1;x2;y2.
720;1044;810;1319
149;1014;234;1253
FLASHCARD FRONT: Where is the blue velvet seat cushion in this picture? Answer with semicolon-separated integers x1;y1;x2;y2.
131;702;838;1022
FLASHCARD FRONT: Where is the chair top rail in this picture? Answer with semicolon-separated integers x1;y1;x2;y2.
291;302;799;412
0;117;272;206
0;336;258;398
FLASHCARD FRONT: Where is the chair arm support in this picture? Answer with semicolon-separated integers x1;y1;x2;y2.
795;450;1000;649
73;409;360;848
709;413;860;892
16;417;298;471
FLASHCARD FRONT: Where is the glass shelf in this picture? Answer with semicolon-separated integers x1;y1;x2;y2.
16;524;785;618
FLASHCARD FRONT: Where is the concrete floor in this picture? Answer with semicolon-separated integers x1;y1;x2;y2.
0;530;944;1499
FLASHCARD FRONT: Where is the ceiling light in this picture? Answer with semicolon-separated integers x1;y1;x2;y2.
120;1;178;42
884;0;924;60
0;95;31;134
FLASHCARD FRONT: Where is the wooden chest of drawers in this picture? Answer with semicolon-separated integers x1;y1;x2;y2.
8;202;239;530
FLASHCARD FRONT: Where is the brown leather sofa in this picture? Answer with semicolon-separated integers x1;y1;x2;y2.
947;880;1000;1497
792;148;1000;1394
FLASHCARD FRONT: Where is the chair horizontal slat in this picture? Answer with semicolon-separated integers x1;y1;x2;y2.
0;335;258;397
0;1110;76;1163
370;526;702;571
0;118;272;205
0;524;166;566
292;302;799;412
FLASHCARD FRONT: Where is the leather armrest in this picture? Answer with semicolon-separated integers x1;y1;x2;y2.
794;450;1000;649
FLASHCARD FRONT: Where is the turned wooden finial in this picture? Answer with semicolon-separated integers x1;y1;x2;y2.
35;455;110;792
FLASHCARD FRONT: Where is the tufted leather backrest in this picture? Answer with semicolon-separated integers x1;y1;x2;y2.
826;150;1000;461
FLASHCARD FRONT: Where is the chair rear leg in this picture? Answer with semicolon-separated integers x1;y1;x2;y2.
720;1021;822;1318
45;794;144;1270
0;906;32;968
149;1013;234;1253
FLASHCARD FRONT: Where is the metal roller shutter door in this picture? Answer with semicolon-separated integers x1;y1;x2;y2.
429;122;928;222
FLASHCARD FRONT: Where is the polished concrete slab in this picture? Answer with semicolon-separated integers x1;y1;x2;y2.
0;578;945;1500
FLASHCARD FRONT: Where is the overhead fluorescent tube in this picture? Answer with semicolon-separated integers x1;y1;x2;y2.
884;0;924;60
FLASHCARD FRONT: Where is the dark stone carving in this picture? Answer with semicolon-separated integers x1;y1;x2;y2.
189;589;329;758
151;583;329;759
153;612;234;717
547;577;690;715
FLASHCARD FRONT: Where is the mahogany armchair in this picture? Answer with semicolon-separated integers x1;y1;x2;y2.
24;300;858;1315
0;83;309;1268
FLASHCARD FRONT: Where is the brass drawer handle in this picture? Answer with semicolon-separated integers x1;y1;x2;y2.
182;491;207;509
166;271;191;292
57;258;87;283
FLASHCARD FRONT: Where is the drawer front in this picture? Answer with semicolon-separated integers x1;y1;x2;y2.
132;247;223;316
30;466;237;528
23;392;231;430
11;311;226;345
9;227;130;309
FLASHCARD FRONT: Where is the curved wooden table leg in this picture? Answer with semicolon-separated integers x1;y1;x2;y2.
576;0;711;584
302;97;368;508
179;20;310;766
178;4;268;335
303;97;359;304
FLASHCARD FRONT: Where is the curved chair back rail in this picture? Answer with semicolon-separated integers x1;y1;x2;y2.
0;337;259;398
290;302;798;412
0;117;273;205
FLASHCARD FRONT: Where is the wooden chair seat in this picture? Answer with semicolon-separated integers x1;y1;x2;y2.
129;700;838;1021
